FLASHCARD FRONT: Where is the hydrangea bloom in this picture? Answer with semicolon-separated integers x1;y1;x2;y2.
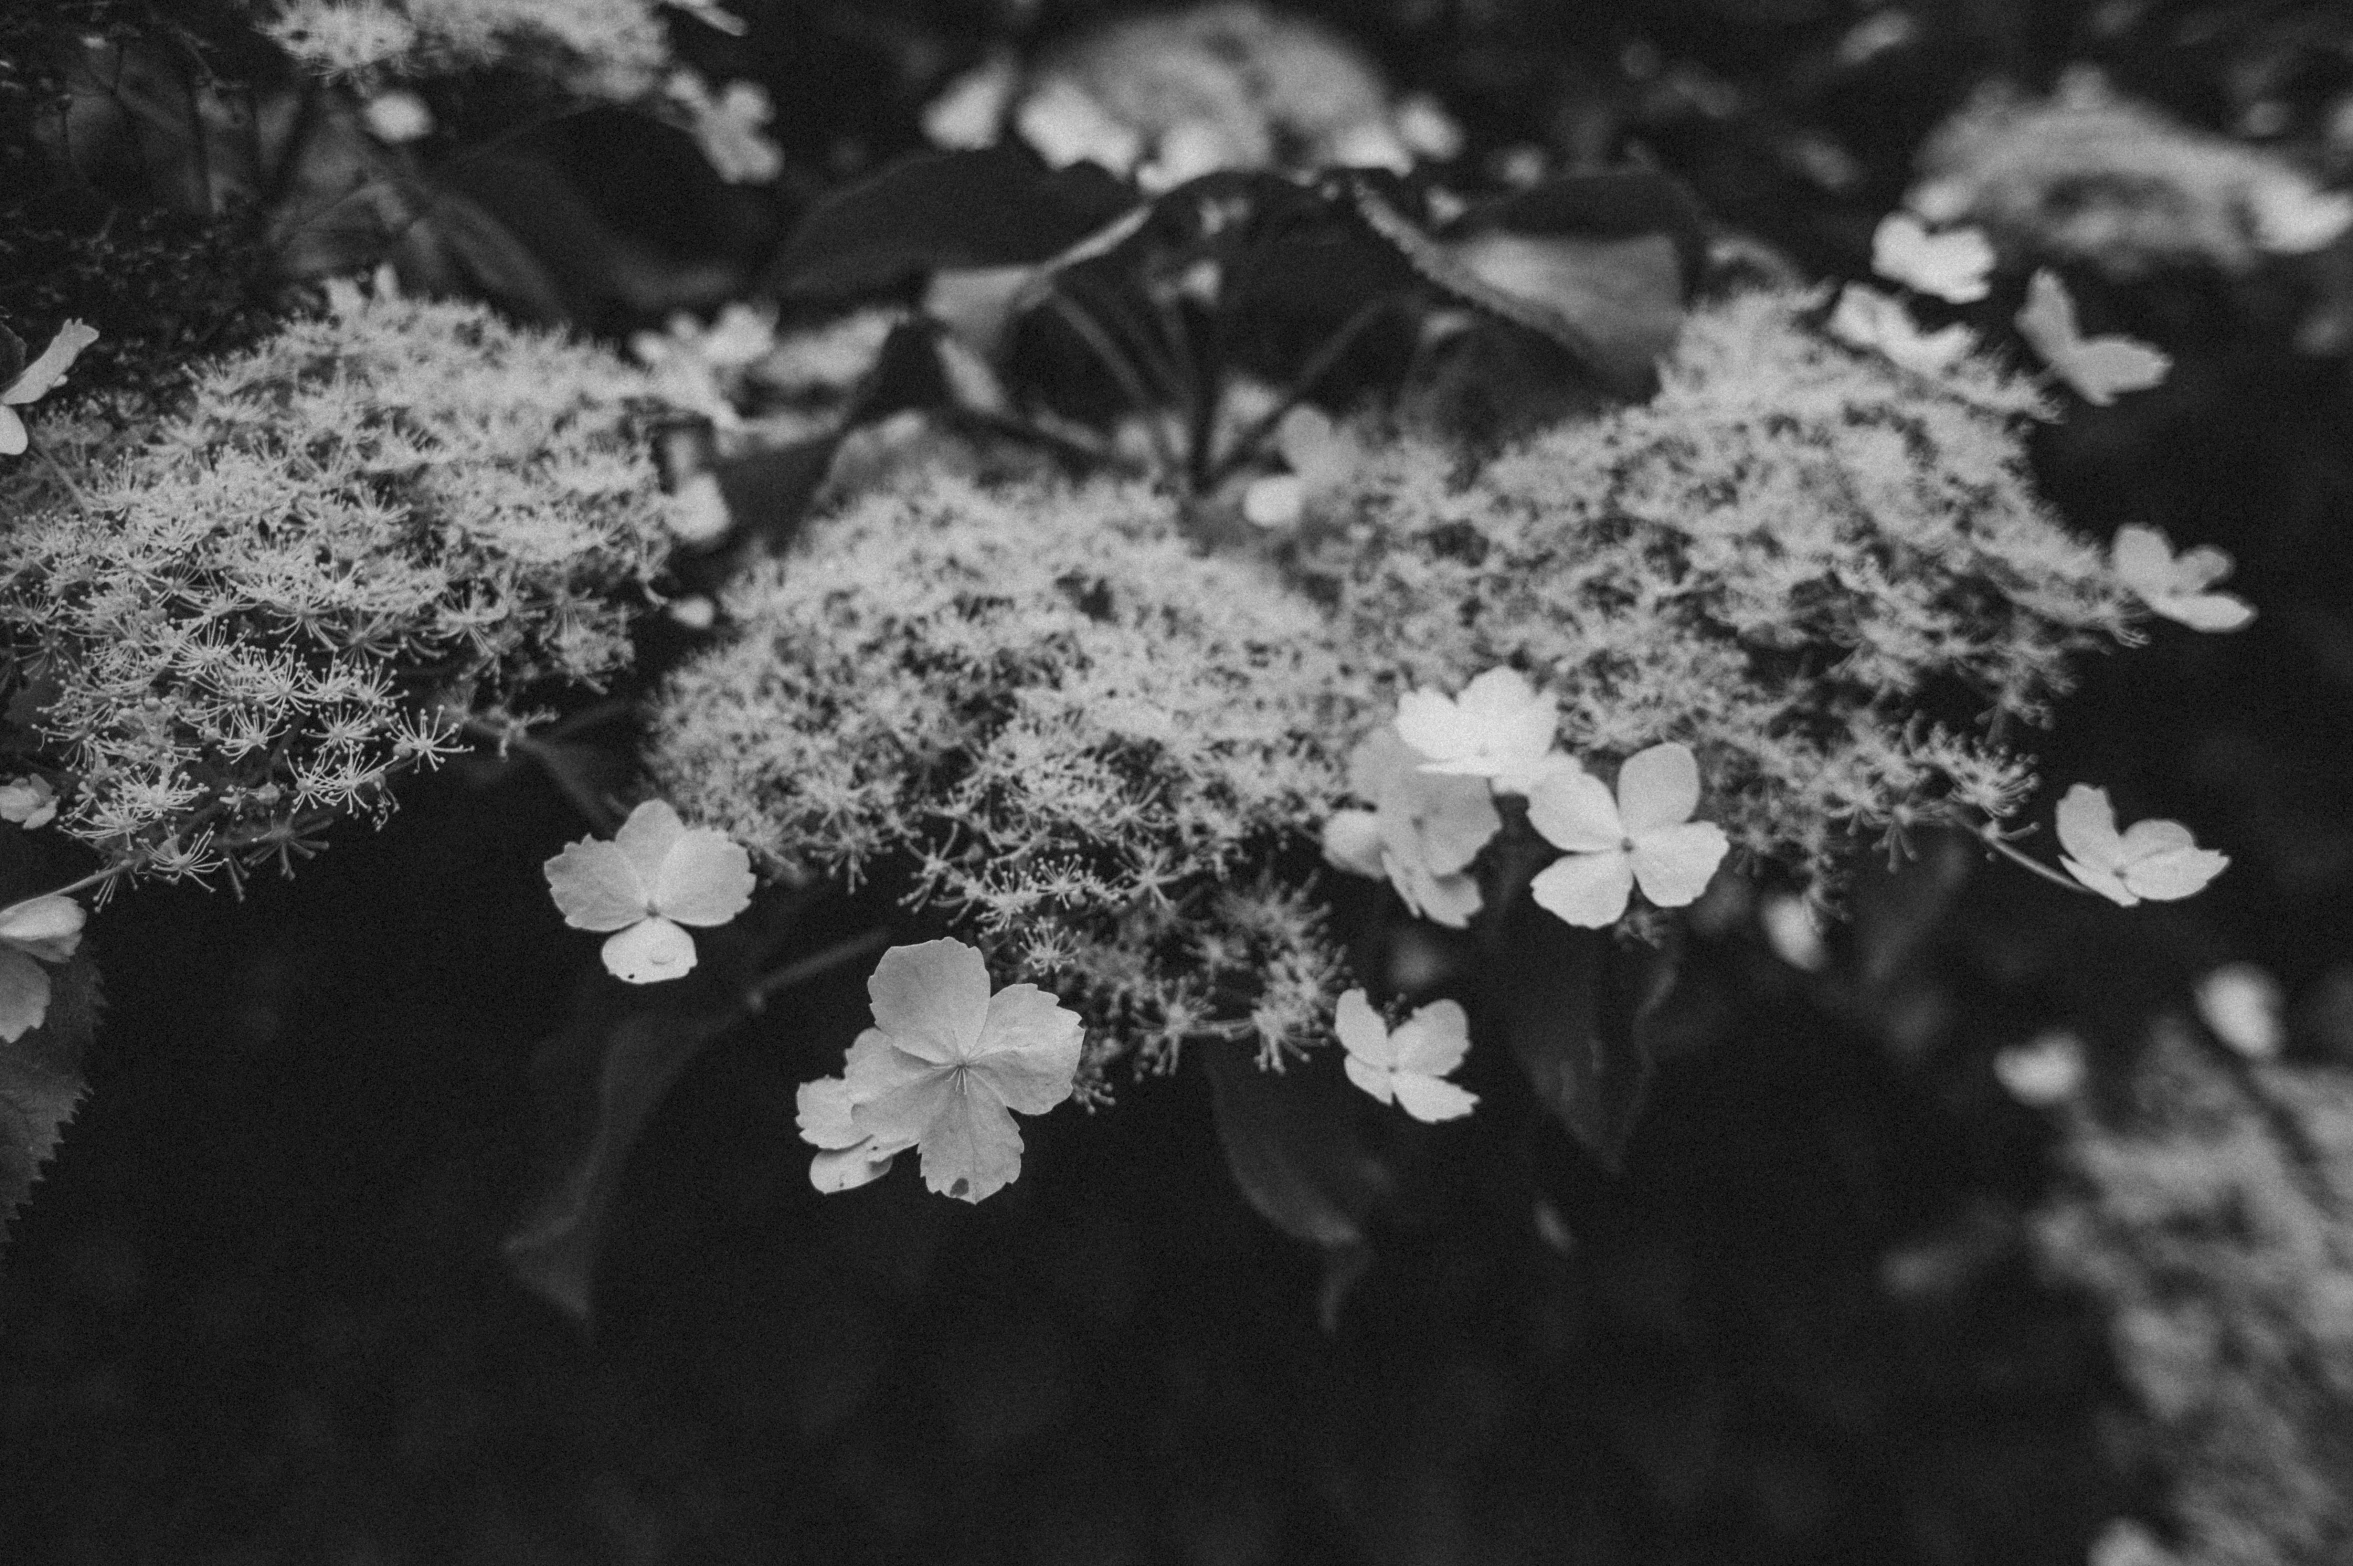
796;939;1082;1202
1826;284;1975;378
2111;524;2255;632
0;320;99;456
2053;784;2227;906
1332;988;1476;1122
1321;727;1500;928
1394;666;1560;791
1525;743;1730;928
543;800;755;982
1871;214;1993;304
2015;269;2170;405
0;893;84;1042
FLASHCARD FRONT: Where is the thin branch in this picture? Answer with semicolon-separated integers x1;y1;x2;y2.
1204;296;1392;488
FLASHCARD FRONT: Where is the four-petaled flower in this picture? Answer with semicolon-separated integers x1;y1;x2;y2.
667;71;783;184
542;800;755;982
1871;213;1995;304
1394;667;1560;792
2053;783;2227;907
2111;524;2255;632
1322;727;1501;928
2015;269;2170;406
1525;742;1730;928
797;939;1082;1202
0;893;85;1043
1;319;100;456
1333;988;1477;1122
1827;284;1975;378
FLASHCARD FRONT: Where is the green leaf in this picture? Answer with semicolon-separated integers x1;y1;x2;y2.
766;146;1140;298
1489;896;1681;1172
1202;1041;1394;1325
502;995;732;1324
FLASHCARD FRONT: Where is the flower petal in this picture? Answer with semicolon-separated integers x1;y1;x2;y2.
2109;524;2174;597
913;1074;1025;1202
2158;591;2255;633
1333;987;1394;1071
1;320;98;405
1405;774;1502;876
810;1144;897;1193
795;1073;866;1150
1394;687;1475;764
2115;818;2196;863
1391;1073;1478;1123
1530;850;1635;928
2052;784;2123;871
867;938;992;1063
2060;854;2139;907
542;838;653;931
1388;999;1469;1080
1321;809;1387;879
0;893;85;962
2118;845;2228;903
650;826;755;926
0;947;52;1042
1615;743;1701;834
1525;767;1623;853
0;405;26;457
613;800;688;891
1343;1052;1396;1104
969;983;1083;1114
600;916;698;983
848;1052;957;1148
1385;854;1482;928
1628;821;1730;909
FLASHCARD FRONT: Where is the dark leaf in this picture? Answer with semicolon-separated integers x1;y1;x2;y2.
503;996;732;1324
402;177;574;323
712;432;846;554
0;949;98;1259
1352;170;1708;400
767;146;1139;298
1490;898;1681;1172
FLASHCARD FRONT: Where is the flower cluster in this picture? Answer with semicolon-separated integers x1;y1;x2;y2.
647;466;1373;1065
0;281;677;883
1910;68;2353;279
258;0;679;100
1304;288;2137;900
2037;1023;2353;1566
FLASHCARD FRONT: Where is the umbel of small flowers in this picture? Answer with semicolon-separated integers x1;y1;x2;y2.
542;800;755;982
795;939;1083;1202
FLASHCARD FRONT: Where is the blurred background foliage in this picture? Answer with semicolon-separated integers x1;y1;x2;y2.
6;1;2353;1562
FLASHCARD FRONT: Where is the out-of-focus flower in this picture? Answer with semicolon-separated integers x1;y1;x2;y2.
1240;405;1358;529
2015;269;2169;405
665;473;732;546
0;774;58;830
360;89;434;143
1333;988;1476;1121
2247;173;2353;254
2195;962;2285;1058
922;53;1018;149
1759;891;1827;971
1394;667;1559;791
1014;79;1143;176
1526;742;1731;928
797;939;1082;1201
0;893;85;1042
2053;783;2227;907
2111;524;2255;632
1;319;100;456
1322;727;1501;928
542;800;755;982
1872;213;1995;303
667;71;783;184
1827;284;1975;378
1994;1028;2088;1105
1392;94;1463;162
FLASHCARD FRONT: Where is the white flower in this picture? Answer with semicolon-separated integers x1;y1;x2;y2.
2194;963;2284;1058
1;319;100;456
542;800;756;982
1321;728;1500;928
668;71;783;184
0;893;85;1043
2111;524;2254;632
1239;405;1358;529
1827;283;1975;378
2247;172;2353;255
2015;269;2170;406
1393;667;1560;791
922;54;1018;149
1871;212;1995;303
797;939;1082;1201
2053;783;2227;907
0;774;59;829
1994;1029;2088;1106
1525;743;1731;928
1332;988;1477;1122
1014;79;1142;176
360;89;434;144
